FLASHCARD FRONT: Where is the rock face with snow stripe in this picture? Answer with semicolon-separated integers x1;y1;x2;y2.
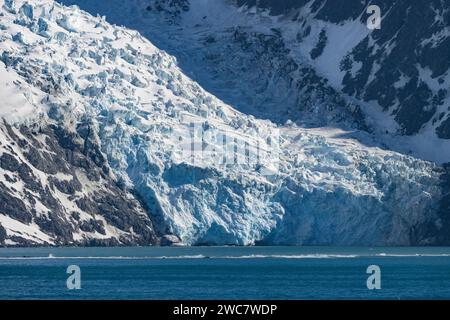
230;0;450;160
0;120;158;246
0;0;447;246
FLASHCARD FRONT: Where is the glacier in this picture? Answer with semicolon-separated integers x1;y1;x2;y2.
57;0;450;164
0;0;447;246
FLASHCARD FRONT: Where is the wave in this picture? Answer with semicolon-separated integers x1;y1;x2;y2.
377;253;450;257
0;254;208;260
2;253;450;260
221;254;358;259
0;254;359;260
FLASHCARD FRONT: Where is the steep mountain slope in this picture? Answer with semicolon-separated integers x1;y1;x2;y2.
58;0;369;133
235;0;450;129
0;119;158;246
0;1;158;246
232;0;450;162
60;0;450;163
0;0;447;246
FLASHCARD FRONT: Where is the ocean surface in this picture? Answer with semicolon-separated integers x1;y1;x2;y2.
1;246;450;299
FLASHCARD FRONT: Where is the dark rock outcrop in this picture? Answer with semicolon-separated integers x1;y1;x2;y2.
234;0;450;137
0;120;159;246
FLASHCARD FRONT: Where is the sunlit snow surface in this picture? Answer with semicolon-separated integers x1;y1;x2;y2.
0;0;443;245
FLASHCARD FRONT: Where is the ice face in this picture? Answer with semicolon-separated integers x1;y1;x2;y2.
0;0;444;245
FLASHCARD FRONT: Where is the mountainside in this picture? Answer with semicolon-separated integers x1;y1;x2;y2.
64;0;450;163
232;0;450;161
0;0;448;246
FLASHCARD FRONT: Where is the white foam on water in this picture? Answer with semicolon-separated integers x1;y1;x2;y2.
377;253;450;257
2;252;450;260
221;254;359;259
0;254;358;260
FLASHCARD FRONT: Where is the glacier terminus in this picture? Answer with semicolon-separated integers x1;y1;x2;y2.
0;0;449;247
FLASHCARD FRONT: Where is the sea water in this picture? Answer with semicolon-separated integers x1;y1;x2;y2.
1;246;450;299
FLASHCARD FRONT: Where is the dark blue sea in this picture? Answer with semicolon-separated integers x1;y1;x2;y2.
1;246;450;300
